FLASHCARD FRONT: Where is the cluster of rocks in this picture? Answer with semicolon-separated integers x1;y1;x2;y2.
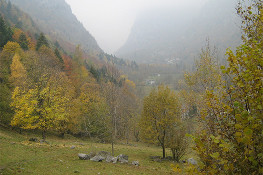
78;151;139;166
29;138;38;142
187;158;197;165
28;138;49;144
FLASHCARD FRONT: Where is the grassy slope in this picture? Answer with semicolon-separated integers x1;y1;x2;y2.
0;127;177;175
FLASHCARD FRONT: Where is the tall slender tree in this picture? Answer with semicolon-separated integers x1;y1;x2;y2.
0;15;13;48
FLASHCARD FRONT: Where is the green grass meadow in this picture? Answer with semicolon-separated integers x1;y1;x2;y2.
0;127;181;175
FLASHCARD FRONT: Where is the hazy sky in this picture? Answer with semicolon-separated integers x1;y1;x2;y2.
65;0;208;54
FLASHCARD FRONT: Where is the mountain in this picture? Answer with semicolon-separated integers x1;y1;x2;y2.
8;0;102;54
116;0;241;64
0;0;40;37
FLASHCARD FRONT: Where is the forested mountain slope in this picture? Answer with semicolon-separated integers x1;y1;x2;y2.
0;0;40;38
0;0;139;142
116;0;241;64
9;0;102;54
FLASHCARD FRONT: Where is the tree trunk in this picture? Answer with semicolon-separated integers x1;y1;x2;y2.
162;130;166;158
162;144;166;158
111;138;114;156
172;149;176;160
126;125;129;144
60;132;65;138
111;114;115;156
111;107;117;156
42;130;46;141
134;130;139;142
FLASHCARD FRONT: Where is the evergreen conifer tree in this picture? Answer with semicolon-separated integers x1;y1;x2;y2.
18;33;29;50
0;15;13;48
36;33;49;51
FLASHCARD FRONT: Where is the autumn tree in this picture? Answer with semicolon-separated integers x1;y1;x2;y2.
0;42;21;125
27;36;35;50
140;85;181;158
70;45;90;95
10;46;72;139
79;81;110;141
118;78;139;143
184;41;223;136
0;42;21;79
9;53;27;88
11;71;74;140
101;63;122;156
12;28;34;50
63;54;73;78
191;1;263;174
44;72;75;137
12;28;23;42
184;41;222;93
167;123;188;162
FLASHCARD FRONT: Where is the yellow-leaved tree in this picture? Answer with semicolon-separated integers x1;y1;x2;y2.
11;70;74;140
0;42;21;125
140;85;181;158
9;53;27;88
9;45;79;138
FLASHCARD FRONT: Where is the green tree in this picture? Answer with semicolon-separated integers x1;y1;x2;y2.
18;33;29;50
0;15;13;48
140;85;181;158
36;33;49;51
54;48;63;63
0;83;13;125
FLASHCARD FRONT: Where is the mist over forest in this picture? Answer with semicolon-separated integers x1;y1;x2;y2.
0;0;262;174
116;0;241;64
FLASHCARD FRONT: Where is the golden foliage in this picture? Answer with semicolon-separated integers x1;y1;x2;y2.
9;53;27;88
140;85;181;157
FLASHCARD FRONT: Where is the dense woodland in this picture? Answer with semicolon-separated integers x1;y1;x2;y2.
0;0;262;174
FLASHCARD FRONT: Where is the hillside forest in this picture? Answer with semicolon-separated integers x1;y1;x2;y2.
0;0;262;174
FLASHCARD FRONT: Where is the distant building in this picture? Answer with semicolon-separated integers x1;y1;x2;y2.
146;79;156;85
165;57;181;65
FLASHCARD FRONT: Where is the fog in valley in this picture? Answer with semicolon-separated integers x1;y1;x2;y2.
65;0;210;54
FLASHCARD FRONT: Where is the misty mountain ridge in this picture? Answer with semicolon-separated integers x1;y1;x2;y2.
0;0;40;36
116;0;241;64
8;0;102;54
